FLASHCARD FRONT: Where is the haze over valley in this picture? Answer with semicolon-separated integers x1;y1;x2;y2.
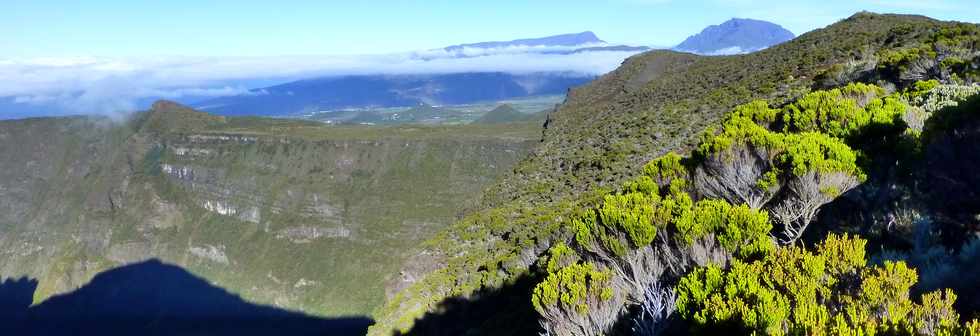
2;23;795;121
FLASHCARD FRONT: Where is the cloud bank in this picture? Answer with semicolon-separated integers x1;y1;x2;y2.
0;47;642;118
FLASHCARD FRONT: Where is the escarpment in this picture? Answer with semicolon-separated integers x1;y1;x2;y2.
0;102;539;316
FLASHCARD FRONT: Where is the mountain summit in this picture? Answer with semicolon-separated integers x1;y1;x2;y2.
445;31;605;51
674;18;795;55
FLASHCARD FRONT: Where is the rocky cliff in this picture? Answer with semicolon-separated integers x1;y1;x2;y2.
0;101;539;316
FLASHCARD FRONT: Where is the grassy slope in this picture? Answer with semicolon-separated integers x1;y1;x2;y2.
0;106;541;317
487;13;955;206
472;104;545;124
370;13;980;334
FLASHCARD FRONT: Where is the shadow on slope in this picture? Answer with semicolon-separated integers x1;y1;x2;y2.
395;273;540;336
0;259;371;336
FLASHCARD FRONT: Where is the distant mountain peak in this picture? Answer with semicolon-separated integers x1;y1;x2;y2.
473;104;533;124
722;18;764;26
445;31;605;51
674;18;795;55
571;31;602;43
150;100;195;113
144;100;225;133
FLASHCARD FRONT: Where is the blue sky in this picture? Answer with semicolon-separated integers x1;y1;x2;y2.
2;0;979;118
3;0;979;58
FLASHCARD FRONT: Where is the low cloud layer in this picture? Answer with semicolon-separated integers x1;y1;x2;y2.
1;47;642;118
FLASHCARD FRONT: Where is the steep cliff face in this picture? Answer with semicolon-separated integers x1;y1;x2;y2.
0;102;539;316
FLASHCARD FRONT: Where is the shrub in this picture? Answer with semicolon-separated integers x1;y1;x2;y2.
641;152;689;189
911;83;980;113
598;192;659;248
780;83;902;139
674;199;774;259
904;79;941;100
573;192;660;259
675;234;977;335
542;243;581;274
693;96;870;244
532;262;622;336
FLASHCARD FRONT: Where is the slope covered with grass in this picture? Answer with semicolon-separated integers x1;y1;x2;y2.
0;103;541;317
370;12;980;335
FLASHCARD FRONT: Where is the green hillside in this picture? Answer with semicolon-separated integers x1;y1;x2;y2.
0;103;541;317
369;12;980;335
472;104;547;124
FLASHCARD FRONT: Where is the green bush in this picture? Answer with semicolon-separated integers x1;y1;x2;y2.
904;80;941;100
599;192;659;248
542;243;581;274
778;131;862;179
780;83;903;139
675;234;977;335
674;199;774;258
532;262;615;315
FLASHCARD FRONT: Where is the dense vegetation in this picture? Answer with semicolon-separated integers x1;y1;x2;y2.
675;234;975;335
369;13;980;335
529;80;980;334
0;102;541;317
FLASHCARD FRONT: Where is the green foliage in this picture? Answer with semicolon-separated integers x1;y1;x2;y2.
695;112;784;160
875;22;980;84
696;90;877;178
369;14;980;335
640;152;689;193
696;96;869;189
552;81;935;333
904;80;941;100
778;132;862;178
922;87;980;139
140;145;164;176
574;191;661;257
675;234;976;335
674;199;774;258
757;170;781;190
578;148;776;260
731;100;781;124
878;47;937;73
929;23;980;51
531;262;614;314
599;192;659;247
780;83;903;139
542;243;581;274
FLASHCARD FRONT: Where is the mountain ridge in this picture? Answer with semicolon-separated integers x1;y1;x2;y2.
674;17;795;54
368;12;980;335
472;104;545;124
195;72;594;116
445;31;605;51
0;102;543;318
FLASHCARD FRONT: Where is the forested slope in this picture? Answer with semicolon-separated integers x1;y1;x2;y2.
371;12;980;335
0;102;539;317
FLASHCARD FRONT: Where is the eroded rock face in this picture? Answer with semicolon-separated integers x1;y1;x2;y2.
188;245;230;264
276;226;351;243
0;107;537;316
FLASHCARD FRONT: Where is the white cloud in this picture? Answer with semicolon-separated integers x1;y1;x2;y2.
0;47;643;118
